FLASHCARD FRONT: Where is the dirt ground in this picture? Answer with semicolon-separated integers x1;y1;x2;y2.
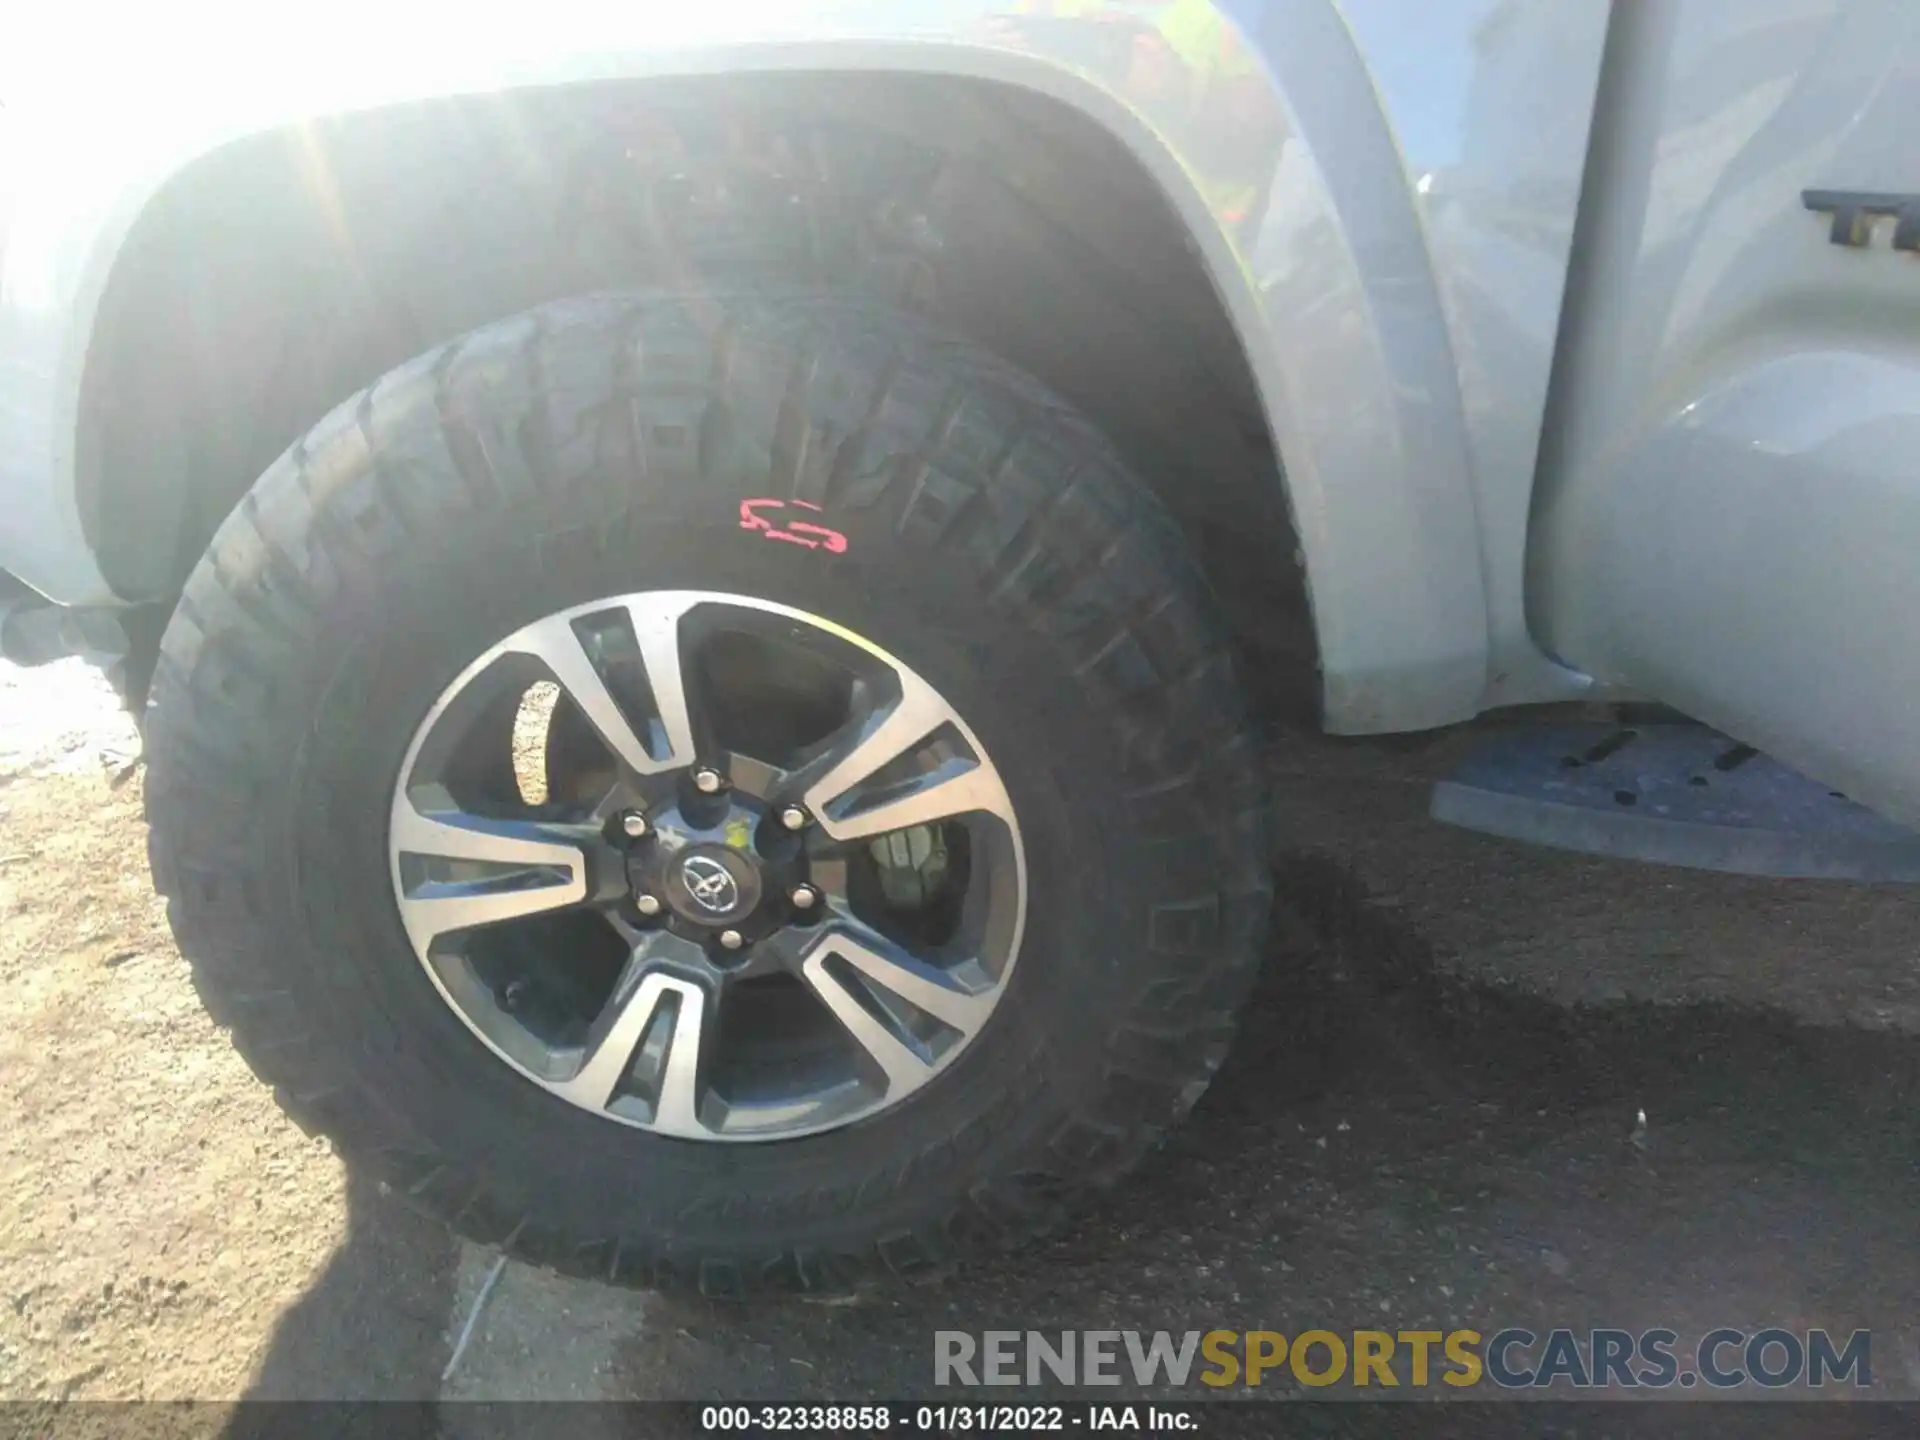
2;658;1917;1417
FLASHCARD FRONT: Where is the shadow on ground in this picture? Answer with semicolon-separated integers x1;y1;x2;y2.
622;843;1920;1407
220;1176;456;1437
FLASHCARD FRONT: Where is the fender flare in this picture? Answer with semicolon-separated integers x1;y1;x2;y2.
0;2;1489;730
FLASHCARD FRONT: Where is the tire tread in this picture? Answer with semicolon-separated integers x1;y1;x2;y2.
146;290;1271;1296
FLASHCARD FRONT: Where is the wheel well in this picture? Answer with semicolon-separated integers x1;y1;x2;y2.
78;72;1314;712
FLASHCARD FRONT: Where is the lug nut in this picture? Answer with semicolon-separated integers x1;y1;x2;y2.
789;885;818;910
779;804;809;831
620;810;649;839
718;928;745;951
693;767;724;794
635;893;662;917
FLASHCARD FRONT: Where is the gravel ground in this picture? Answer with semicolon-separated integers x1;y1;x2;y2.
1;659;1916;1418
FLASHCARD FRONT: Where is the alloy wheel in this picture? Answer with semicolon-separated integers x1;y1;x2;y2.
387;591;1027;1141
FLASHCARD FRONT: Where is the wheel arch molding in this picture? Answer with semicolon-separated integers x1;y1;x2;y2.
23;1;1496;730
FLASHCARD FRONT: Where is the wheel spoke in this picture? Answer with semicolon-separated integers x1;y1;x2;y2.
501;603;695;776
556;949;708;1129
801;672;1011;842
391;801;591;948
797;927;994;1092
393;803;592;870
630;601;698;772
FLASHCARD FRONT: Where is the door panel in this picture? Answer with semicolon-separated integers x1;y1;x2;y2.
1529;0;1920;825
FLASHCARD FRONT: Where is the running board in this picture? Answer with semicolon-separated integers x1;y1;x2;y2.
1431;724;1920;881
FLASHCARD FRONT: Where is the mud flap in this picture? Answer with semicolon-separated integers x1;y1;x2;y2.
1432;724;1920;882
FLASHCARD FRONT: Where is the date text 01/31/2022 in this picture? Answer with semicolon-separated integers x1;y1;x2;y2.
700;1404;1197;1431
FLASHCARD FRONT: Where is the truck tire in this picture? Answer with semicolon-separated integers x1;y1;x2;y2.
144;292;1270;1294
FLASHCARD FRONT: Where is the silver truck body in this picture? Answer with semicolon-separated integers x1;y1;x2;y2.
4;0;1917;821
